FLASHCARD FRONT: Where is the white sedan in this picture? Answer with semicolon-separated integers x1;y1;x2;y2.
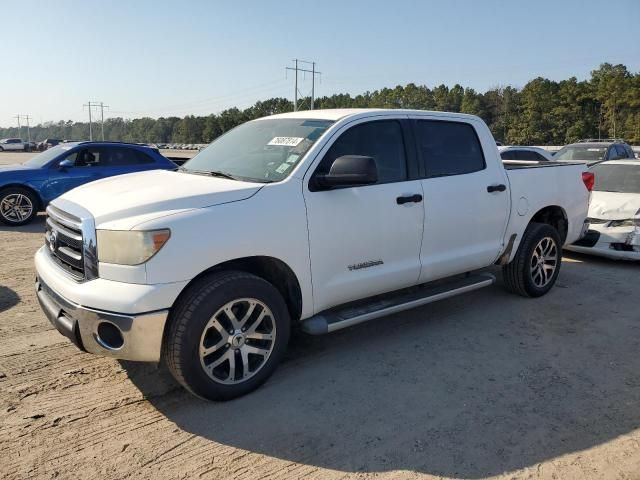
566;160;640;260
498;146;554;162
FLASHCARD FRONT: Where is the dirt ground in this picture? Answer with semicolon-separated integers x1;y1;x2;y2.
1;151;639;480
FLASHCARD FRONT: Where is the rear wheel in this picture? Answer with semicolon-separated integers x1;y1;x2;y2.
163;271;290;401
502;222;562;297
0;187;38;226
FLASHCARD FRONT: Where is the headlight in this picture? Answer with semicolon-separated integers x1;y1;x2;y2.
608;219;640;228
97;229;171;265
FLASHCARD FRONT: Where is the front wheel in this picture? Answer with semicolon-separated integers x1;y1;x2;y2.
163;271;290;401
0;188;38;226
502;222;562;297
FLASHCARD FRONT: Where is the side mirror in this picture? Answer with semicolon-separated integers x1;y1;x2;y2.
313;155;378;190
58;159;73;170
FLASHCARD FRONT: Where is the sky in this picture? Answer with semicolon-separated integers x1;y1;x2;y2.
1;0;639;128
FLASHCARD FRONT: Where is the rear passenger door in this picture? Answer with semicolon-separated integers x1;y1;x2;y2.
411;116;510;283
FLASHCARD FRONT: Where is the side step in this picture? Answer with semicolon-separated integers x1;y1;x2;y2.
300;273;495;335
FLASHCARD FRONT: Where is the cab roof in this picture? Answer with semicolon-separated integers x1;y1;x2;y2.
262;108;481;122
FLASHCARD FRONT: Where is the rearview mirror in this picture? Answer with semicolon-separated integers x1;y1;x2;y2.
58;159;73;170
313;155;378;190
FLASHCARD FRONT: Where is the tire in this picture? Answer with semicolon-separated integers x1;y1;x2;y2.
502;222;562;298
0;187;38;226
163;270;291;401
0;146;4;152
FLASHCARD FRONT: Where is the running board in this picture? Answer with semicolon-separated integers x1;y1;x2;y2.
300;273;496;335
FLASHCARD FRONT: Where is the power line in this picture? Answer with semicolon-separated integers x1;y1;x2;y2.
13;115;32;142
286;59;321;111
83;101;109;141
108;79;288;116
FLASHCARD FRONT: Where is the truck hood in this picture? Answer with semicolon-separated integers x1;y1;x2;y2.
588;191;640;220
57;169;264;228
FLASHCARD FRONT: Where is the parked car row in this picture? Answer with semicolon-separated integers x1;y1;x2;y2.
500;139;638;164
153;143;207;150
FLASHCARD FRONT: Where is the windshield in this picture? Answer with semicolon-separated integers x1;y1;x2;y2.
554;145;607;162
590;164;640;194
23;144;72;168
181;118;334;183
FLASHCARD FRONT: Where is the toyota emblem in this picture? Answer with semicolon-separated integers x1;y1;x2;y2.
48;230;58;253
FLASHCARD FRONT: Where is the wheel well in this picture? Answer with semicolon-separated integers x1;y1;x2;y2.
530;206;568;243
0;184;43;211
180;256;303;322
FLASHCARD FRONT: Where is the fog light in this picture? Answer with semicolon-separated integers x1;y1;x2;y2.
96;322;124;350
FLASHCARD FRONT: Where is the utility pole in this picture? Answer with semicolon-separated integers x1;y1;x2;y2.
84;102;94;141
285;59;321;111
19;115;32;142
99;102;109;141
13;115;21;139
83;101;108;141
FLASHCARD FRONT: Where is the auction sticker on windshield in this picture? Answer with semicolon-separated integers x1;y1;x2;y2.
268;137;304;147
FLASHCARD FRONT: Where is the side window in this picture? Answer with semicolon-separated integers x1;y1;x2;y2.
133;149;155;164
317;120;407;184
62;151;78;164
518;150;539;161
608;146;622;160
533;152;548;161
500;150;518;160
105;147;154;166
415;120;485;177
73;148;105;167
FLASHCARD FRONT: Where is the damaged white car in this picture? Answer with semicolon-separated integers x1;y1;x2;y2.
566;160;640;260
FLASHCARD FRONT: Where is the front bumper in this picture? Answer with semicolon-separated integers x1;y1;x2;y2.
565;225;640;261
36;276;169;361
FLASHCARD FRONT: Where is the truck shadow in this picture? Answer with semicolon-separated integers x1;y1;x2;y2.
0;286;20;313
123;259;640;478
0;214;46;233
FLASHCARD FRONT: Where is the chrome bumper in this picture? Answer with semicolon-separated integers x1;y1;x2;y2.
36;277;169;362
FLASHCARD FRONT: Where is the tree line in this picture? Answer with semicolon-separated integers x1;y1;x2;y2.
2;63;638;146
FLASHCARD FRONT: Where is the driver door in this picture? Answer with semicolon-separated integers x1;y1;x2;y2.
44;147;109;201
303;118;424;313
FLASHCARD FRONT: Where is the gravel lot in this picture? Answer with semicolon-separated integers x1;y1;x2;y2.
1;151;639;480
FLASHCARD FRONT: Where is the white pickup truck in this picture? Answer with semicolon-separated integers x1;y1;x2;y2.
35;109;592;400
0;138;26;151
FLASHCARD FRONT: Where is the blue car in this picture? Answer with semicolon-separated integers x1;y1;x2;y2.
0;142;177;226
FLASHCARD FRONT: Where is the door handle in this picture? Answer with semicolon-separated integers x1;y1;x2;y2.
396;194;423;205
487;184;507;193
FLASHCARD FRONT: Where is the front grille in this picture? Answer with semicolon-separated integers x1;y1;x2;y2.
45;206;85;279
586;217;609;225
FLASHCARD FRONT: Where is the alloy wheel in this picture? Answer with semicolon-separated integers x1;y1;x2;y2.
0;193;33;223
199;298;276;385
530;236;558;288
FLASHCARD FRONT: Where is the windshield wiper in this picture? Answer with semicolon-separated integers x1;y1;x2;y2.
178;167;238;180
207;170;239;181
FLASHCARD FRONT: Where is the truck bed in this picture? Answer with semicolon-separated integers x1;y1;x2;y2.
502;159;588;254
502;160;585;169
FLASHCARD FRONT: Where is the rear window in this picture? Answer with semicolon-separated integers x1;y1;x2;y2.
590;164;640;194
555;145;607;162
415;120;485;177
